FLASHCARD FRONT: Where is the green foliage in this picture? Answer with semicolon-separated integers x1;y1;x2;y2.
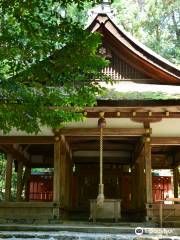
100;89;180;100
0;0;108;133
31;168;53;173
113;0;180;66
66;2;92;23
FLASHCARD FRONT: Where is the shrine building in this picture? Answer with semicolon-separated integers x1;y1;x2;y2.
0;1;179;224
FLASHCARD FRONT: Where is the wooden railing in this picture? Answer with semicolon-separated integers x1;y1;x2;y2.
29;192;53;201
157;198;180;227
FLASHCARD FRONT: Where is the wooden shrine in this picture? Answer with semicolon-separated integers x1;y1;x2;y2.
0;2;179;224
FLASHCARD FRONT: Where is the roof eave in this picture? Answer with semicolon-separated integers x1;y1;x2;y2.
87;13;180;84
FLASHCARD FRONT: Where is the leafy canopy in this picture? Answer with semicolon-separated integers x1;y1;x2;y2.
112;0;180;66
0;0;108;133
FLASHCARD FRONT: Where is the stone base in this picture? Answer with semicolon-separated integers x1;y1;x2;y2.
90;199;121;222
0;201;61;223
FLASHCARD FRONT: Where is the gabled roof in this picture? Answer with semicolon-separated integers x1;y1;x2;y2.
87;13;180;85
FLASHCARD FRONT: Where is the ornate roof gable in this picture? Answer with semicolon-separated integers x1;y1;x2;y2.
87;14;180;85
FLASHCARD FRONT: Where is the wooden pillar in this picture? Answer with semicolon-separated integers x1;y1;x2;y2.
68;154;73;208
139;154;145;209
52;136;62;220
144;130;153;222
57;135;72;212
131;163;139;209
60;148;66;207
64;151;71;209
132;143;145;211
132;137;145;211
24;166;31;201
136;163;141;209
53;136;61;203
131;165;136;209
5;154;13;201
117;167;122;199
16;161;23;201
144;137;152;204
173;166;179;198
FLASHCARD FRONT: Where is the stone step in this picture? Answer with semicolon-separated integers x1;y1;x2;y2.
0;222;158;232
0;230;179;240
163;221;180;228
0;224;179;235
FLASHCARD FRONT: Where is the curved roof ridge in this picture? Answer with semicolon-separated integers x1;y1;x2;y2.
108;15;180;74
87;13;180;82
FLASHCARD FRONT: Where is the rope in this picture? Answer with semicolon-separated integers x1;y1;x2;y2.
100;127;103;185
97;126;104;206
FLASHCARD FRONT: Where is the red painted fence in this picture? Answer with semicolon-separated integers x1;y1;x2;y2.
29;174;172;205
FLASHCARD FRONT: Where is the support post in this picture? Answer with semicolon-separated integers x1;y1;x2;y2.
139;154;145;209
64;150;72;209
24;166;31;201
173;166;179;198
16;161;23;201
144;131;153;221
159;201;163;228
53;135;62;220
63;140;73;212
133;137;145;211
131;163;139;209
53;136;61;202
59;149;66;208
5;154;13;201
145;137;153;204
68;153;73;209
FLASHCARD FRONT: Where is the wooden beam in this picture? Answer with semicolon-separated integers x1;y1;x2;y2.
76;168;125;176
74;156;131;164
134;137;144;163
71;143;133;151
1;145;29;166
143;122;150;129
62;136;72;159
151;137;180;145
60;128;146;137
85;112;180;118
0;136;54;144
151;154;172;169
22;144;31;153
49;106;180;118
67;136;137;142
